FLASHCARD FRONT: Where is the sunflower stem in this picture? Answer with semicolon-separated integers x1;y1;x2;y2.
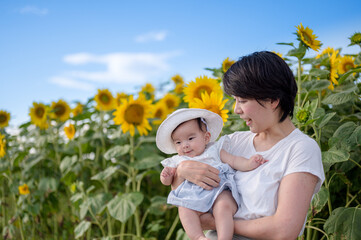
129;136;141;238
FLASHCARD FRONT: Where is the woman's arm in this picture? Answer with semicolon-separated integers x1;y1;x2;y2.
233;172;318;240
174;160;221;190
198;172;318;240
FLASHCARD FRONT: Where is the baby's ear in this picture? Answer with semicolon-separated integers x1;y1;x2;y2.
205;132;211;143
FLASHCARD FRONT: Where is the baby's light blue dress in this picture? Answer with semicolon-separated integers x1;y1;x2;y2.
161;136;241;213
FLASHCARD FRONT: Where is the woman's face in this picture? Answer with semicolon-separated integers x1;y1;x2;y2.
233;96;280;133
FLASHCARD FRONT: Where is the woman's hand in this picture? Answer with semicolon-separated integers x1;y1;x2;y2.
176;160;220;190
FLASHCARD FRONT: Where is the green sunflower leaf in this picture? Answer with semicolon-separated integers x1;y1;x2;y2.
324;207;361;240
107;192;144;223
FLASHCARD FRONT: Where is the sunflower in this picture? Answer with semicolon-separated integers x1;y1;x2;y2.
94;89;116;111
338;56;356;74
72;103;83;117
113;94;153;136
174;83;184;94
64;124;76;140
315;47;339;59
140;83;155;100
183;75;223;103
296;23;321;52
0;133;6;158
349;32;361;46
272;52;283;59
152;101;169;125
18;184;30;195
0;110;10;128
171;74;184;85
51;99;71;122
29;102;49;129
116;92;128;107
328;52;339;90
160;93;181;110
222;57;235;73
189;91;229;123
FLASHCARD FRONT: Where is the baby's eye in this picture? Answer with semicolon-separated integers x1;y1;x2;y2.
175;141;181;145
188;137;195;141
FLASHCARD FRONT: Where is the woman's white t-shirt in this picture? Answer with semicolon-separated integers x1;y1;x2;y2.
227;129;325;220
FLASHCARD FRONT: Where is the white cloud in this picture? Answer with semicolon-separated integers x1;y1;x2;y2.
19;6;49;15
135;31;167;43
49;51;181;90
63;51;180;83
49;77;95;91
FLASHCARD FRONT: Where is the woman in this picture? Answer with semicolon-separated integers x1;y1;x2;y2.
175;51;325;239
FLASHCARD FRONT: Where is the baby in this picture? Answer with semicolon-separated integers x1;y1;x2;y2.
156;108;267;240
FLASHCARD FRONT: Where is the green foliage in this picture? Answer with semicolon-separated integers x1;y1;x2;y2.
0;28;360;240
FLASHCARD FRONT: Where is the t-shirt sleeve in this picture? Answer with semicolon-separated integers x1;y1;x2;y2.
284;137;325;194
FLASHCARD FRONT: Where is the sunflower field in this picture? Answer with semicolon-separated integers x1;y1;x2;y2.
0;24;361;240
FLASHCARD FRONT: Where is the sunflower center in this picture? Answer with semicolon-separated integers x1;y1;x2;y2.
343;62;354;72
54;104;66;117
155;109;163;118
302;32;312;44
165;99;176;108
196;86;212;99
100;93;110;104
35;107;45;118
124;104;144;125
0;114;7;123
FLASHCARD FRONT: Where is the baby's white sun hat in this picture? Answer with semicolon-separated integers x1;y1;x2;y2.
156;108;223;154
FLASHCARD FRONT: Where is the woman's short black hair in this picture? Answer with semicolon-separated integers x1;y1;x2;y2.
223;51;297;122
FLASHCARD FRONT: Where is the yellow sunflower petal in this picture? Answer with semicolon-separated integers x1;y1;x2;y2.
222;57;235;73
51;99;71;122
189;91;229;123
338;55;356;74
18;183;30;195
29;102;49;129
72;103;83;117
296;23;322;52
183;75;223;103
329;52;339;87
0;133;6;158
113;94;153;136
94;89;116;111
64;124;76;140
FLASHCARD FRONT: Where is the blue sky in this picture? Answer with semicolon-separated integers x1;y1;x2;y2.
1;0;361;126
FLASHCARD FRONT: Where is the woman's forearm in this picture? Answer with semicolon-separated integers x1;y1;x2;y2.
234;215;299;240
176;160;220;190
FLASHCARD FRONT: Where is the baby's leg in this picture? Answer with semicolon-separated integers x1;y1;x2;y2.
178;206;209;240
212;190;238;240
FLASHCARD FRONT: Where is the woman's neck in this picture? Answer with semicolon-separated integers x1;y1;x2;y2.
253;117;296;152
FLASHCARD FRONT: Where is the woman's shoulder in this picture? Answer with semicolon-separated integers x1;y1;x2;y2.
226;130;254;142
288;129;319;149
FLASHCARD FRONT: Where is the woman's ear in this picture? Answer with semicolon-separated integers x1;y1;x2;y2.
270;99;280;110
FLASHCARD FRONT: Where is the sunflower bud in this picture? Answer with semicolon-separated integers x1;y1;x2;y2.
349;32;361;46
296;108;310;123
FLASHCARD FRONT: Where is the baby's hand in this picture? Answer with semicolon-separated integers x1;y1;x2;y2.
249;154;268;170
161;167;176;179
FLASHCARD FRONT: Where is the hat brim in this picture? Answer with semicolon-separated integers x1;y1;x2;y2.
156;108;223;154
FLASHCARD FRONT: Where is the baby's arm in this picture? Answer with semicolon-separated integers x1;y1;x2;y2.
220;149;268;172
160;166;176;186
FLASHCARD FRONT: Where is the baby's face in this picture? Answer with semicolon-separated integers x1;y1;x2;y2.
171;119;210;157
